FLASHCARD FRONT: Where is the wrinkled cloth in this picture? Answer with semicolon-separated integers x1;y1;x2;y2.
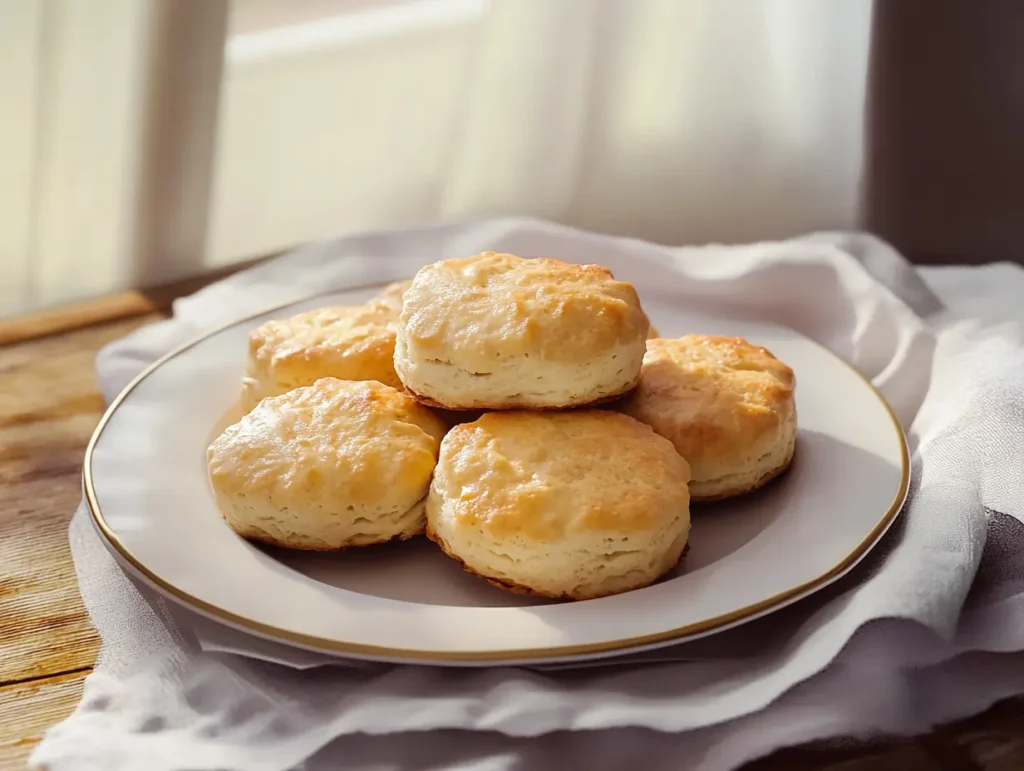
33;219;1024;771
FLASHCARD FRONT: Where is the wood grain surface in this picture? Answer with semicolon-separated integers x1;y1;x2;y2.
1;281;1022;770
0;674;87;771
1;317;158;686
1;306;165;770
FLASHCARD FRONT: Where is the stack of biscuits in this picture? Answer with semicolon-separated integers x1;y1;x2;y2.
208;252;796;601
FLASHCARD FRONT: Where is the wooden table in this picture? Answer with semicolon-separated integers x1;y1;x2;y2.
2;277;1023;771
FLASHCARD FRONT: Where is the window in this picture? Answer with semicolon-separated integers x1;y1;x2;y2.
0;0;871;318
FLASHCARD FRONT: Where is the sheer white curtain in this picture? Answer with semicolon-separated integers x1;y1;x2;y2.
436;0;871;244
0;0;874;318
0;0;227;318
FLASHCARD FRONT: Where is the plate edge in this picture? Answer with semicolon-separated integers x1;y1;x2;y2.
82;286;913;664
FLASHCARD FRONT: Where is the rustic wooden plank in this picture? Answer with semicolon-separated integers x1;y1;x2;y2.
746;734;943;770
0;291;168;347
949;697;1024;771
0;670;87;771
0;257;261;346
0;315;164;684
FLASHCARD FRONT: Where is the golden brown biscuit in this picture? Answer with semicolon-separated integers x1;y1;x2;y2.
394;252;649;410
242;301;401;411
208;378;447;550
618;335;796;501
373;279;412;314
426;410;691;600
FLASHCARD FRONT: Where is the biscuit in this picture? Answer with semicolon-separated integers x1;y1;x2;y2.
373;279;412;313
618;335;796;501
242;301;401;411
426;411;691;600
208;378;447;550
394;252;649;410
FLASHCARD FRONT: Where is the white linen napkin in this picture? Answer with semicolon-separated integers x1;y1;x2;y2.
32;219;1024;771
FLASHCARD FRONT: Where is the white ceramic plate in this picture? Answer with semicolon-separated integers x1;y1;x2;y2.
85;285;909;666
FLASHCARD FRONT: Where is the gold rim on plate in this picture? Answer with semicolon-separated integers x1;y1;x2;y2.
82;285;911;663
